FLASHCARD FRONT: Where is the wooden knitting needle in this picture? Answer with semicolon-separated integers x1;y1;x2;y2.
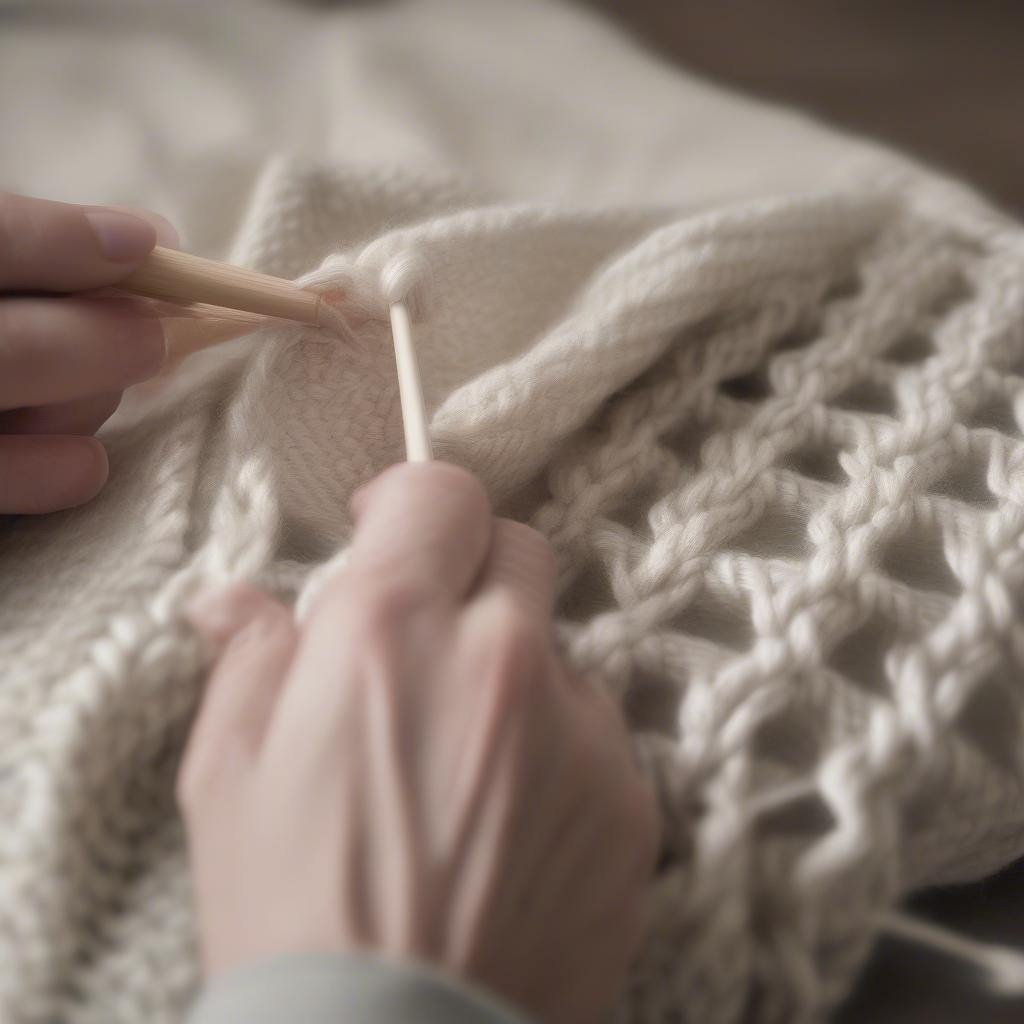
388;299;433;462
294;289;431;621
116;245;348;333
116;245;433;461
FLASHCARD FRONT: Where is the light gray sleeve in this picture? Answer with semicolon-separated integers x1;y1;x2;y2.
186;952;534;1024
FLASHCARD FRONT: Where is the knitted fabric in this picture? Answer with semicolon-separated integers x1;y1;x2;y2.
3;2;1024;1022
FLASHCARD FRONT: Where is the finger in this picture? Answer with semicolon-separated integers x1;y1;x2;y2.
0;192;165;291
0;297;165;410
0;434;107;514
471;518;556;621
184;585;299;762
344;461;494;604
105;206;179;249
0;391;121;436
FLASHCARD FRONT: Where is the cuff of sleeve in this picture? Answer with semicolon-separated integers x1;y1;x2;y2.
186;952;533;1024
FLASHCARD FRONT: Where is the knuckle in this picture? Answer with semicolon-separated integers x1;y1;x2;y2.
381;460;490;521
432;461;490;516
360;587;422;641
327;568;429;642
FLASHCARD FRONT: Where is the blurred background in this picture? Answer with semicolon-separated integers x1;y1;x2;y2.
586;0;1024;216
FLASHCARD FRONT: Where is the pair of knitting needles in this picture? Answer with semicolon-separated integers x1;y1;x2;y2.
116;246;433;462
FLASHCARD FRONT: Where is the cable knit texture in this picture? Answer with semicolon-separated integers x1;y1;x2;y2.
2;1;1024;1022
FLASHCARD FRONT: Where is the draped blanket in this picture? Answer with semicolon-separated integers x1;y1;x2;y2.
2;1;1024;1020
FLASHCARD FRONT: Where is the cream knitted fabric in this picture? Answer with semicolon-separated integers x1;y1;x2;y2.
3;1;1024;1022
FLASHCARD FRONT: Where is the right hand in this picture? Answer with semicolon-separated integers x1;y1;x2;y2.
0;191;174;514
178;462;660;1023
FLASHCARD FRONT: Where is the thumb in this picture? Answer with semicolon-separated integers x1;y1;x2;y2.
0;191;174;292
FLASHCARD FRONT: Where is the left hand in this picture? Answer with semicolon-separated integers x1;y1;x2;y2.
0;191;176;514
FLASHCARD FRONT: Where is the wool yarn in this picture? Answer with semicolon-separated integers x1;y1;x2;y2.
291;250;433;619
2;2;1024;1023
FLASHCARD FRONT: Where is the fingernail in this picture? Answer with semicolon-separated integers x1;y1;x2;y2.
151;215;180;249
85;209;157;262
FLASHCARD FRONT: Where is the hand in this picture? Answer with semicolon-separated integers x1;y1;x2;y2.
0;191;174;514
178;462;660;1024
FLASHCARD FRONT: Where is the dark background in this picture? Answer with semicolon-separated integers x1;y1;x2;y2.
588;0;1024;216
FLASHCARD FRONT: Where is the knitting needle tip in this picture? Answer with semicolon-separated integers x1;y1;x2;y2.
388;300;433;463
